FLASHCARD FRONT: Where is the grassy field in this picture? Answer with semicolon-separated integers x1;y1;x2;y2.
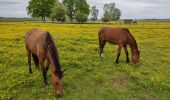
0;22;170;100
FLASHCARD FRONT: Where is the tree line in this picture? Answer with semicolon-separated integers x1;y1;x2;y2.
27;0;121;23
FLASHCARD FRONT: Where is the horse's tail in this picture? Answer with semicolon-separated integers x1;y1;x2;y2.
98;30;102;45
32;54;39;68
98;35;101;44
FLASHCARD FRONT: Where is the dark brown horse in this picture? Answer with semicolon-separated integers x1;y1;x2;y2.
25;29;63;96
98;27;140;65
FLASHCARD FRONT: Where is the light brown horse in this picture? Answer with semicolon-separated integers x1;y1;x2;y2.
98;27;140;65
25;29;63;96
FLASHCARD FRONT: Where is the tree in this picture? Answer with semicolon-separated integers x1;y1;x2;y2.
75;0;90;15
102;3;121;22
63;0;90;22
63;0;76;22
74;0;90;23
111;8;121;21
27;0;55;22
75;11;87;23
90;6;99;21
102;10;110;22
51;2;66;22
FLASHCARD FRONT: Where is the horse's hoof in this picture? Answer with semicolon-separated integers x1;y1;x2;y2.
126;60;130;63
115;61;118;64
100;54;104;58
29;72;33;74
44;82;48;86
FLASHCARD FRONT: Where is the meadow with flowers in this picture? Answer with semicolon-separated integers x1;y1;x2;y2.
0;21;170;99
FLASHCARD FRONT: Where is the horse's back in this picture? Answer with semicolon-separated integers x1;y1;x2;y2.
25;29;50;56
25;29;49;42
99;27;130;36
98;27;131;44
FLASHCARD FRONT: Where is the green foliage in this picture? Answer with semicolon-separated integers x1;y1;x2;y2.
63;0;76;22
63;0;90;22
102;3;121;22
51;2;66;22
90;6;99;21
75;11;87;23
111;8;121;21
27;0;55;21
75;0;90;15
102;10;110;22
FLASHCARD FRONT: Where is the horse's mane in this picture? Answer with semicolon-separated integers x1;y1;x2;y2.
46;32;63;79
125;29;139;53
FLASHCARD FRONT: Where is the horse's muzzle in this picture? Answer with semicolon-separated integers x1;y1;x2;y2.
136;63;140;66
133;62;140;66
56;90;62;97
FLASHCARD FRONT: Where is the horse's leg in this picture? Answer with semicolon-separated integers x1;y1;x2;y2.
124;45;130;63
27;50;33;74
39;58;48;85
99;38;106;58
115;44;122;63
43;60;50;85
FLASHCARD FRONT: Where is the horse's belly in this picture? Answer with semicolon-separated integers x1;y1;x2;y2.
28;44;47;59
107;39;119;44
37;47;47;58
27;44;37;54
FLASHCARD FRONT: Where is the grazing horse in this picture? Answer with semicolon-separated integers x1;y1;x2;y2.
98;27;140;65
133;21;137;24
25;29;63;96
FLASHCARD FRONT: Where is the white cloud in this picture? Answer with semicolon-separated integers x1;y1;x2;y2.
0;0;169;19
87;0;170;19
0;0;29;17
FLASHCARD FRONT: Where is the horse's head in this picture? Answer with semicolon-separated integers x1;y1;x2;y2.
132;51;140;65
50;73;63;97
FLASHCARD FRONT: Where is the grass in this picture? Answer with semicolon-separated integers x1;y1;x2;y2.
0;21;170;100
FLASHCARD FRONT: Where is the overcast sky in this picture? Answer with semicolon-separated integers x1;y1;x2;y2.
0;0;170;19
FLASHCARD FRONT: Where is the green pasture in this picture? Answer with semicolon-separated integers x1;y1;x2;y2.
0;22;170;100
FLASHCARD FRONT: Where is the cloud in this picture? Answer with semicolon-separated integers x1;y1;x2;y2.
87;0;170;19
0;0;29;17
0;1;19;5
0;0;169;19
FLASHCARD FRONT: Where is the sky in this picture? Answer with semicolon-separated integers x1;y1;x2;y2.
0;0;170;19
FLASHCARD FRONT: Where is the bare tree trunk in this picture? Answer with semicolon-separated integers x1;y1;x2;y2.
41;17;46;22
70;15;73;23
44;17;46;22
70;18;73;23
42;17;44;22
51;17;54;23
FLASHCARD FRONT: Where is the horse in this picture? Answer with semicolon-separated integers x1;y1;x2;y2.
25;29;63;97
98;27;140;65
133;21;137;24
